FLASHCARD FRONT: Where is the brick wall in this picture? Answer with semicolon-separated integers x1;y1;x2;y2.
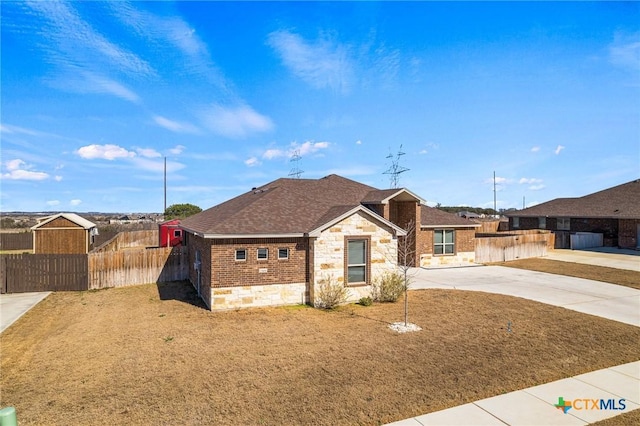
510;216;621;246
618;219;640;249
210;238;308;288
186;233;212;308
416;227;476;267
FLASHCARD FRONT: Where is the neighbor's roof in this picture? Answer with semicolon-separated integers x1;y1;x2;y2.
420;206;480;228
31;213;97;230
180;174;423;237
505;179;640;219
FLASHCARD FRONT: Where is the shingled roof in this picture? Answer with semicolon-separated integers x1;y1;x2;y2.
506;179;640;219
420;206;480;228
181;175;395;236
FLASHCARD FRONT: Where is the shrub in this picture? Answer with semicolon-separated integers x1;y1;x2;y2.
372;271;405;302
358;296;373;307
315;276;348;309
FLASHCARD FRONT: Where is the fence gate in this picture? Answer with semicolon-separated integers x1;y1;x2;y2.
1;254;89;293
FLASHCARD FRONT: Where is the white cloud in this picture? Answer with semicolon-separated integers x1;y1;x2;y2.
355;140;362;145
136;148;162;158
153;116;199;134
555;145;565;155
267;30;354;93
168;145;186;155
1;159;50;181
609;32;640;71
47;200;61;206
261;141;330;161
419;149;428;155
76;144;136;160
244;157;261;167
55;175;63;182
70;199;82;206
531;146;540;152
529;184;546;191
201;104;274;139
519;178;543;184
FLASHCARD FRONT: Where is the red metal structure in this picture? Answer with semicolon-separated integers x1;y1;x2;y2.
159;219;182;247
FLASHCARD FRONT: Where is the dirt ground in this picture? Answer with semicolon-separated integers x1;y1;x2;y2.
1;279;639;425
494;258;640;290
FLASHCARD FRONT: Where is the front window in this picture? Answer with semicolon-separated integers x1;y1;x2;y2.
513;217;520;228
278;248;289;260
434;229;455;255
557;218;570;231
538;217;546;229
347;239;367;284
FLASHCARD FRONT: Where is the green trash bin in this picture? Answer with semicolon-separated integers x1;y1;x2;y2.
0;406;17;426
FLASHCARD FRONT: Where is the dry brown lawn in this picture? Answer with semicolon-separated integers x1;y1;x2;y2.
494;258;640;290
1;280;639;425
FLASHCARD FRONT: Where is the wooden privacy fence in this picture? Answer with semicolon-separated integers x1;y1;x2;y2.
475;231;554;263
92;230;159;252
88;246;188;289
1;246;188;294
0;254;88;293
0;232;33;251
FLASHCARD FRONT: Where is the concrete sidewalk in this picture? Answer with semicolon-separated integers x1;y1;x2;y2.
387;361;640;425
410;266;640;326
0;292;51;334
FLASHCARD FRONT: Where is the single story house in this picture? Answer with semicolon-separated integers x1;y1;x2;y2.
31;213;98;254
505;179;640;249
180;174;479;310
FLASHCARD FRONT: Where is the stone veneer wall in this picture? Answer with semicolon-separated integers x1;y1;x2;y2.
312;211;398;305
209;283;307;310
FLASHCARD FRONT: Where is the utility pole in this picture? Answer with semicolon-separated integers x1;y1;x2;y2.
164;157;167;214
493;171;497;216
523;196;525;209
383;145;409;188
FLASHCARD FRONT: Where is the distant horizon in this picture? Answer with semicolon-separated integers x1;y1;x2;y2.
2;2;638;212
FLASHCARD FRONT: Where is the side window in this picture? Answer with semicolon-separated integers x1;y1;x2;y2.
434;229;455;255
278;248;289;260
257;248;268;260
538;217;546;229
513;217;520;228
346;239;367;284
235;249;247;261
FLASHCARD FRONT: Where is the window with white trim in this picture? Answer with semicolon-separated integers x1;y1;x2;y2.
434;229;455;255
346;239;367;284
235;249;247;261
557;218;570;231
257;248;268;260
278;248;289;260
173;229;181;237
513;217;520;228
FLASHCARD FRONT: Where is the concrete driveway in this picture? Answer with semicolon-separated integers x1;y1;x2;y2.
545;248;639;272
0;292;51;334
410;266;640;326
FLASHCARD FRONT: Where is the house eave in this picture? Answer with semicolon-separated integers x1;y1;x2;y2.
180;227;305;239
420;224;481;229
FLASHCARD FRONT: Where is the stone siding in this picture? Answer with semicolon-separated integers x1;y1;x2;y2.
209;282;307;310
312;211;397;306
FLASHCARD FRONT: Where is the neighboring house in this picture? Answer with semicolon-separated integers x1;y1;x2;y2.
158;219;183;247
505;179;640;249
31;213;98;254
457;211;481;219
180;174;479;310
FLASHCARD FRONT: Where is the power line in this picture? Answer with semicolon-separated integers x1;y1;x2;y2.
288;150;303;179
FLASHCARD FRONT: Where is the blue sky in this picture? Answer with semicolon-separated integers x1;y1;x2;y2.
1;1;638;213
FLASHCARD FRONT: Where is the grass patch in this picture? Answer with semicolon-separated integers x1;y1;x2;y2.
493;258;640;290
1;282;639;425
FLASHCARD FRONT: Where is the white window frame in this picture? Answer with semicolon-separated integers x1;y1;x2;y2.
434;229;455;255
173;229;181;237
235;249;247;261
257;248;268;260
278;248;289;260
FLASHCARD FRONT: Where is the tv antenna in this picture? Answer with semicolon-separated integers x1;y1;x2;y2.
288;150;304;179
383;144;409;188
